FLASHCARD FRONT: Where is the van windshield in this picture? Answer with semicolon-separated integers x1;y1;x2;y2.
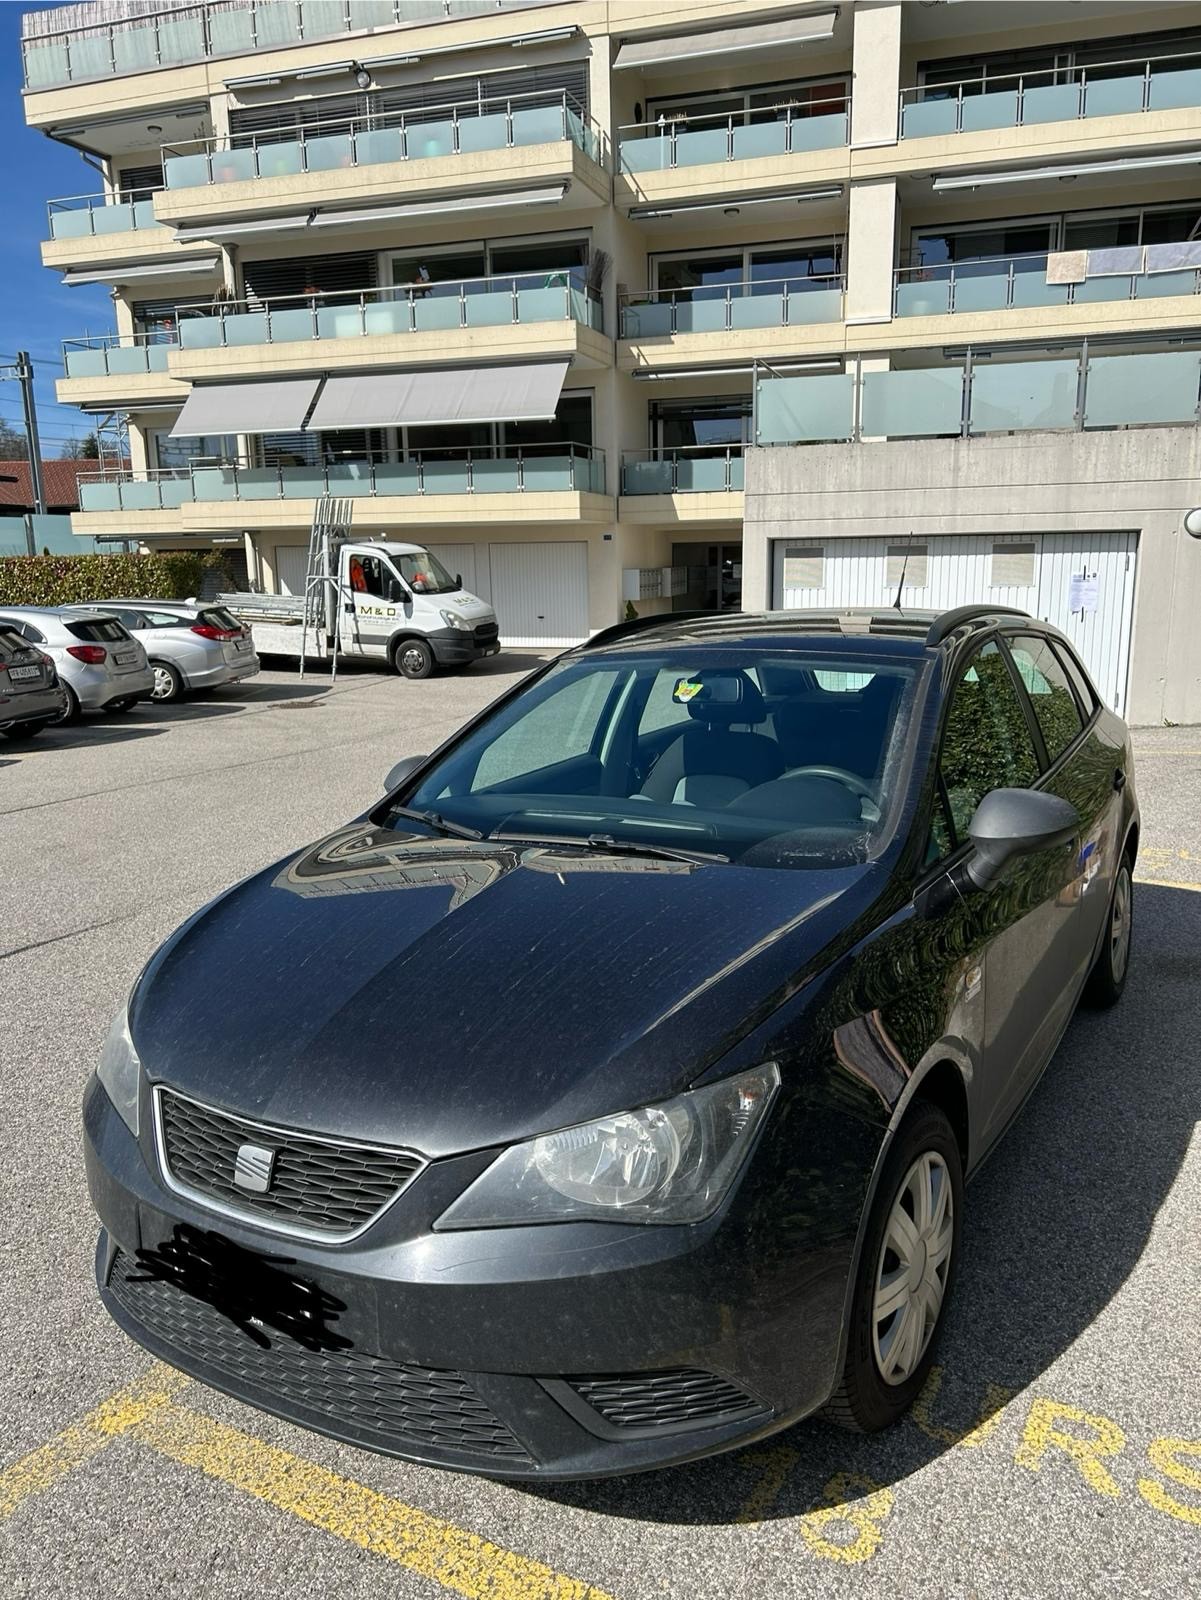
399;649;924;870
396;551;458;596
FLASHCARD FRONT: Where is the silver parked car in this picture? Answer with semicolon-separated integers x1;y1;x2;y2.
66;600;260;703
0;606;153;723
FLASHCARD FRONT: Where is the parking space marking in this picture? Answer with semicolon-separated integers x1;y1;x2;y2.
0;1363;189;1521
130;1401;616;1600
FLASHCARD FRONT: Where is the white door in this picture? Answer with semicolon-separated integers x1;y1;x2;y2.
771;532;1136;713
274;545;309;596
489;542;589;647
425;543;477;594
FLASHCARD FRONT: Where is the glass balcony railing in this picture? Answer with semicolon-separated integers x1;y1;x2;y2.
620;446;745;495
78;444;606;511
48;190;165;240
895;249;1201;316
177;271;603;351
22;0;564;90
620;276;843;338
900;48;1201;138
753;346;1201;446
62;335;176;380
618;101;849;175
163;89;602;190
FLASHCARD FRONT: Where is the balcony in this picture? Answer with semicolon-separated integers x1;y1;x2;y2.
58;335;186;409
753;345;1201;447
618;275;843;372
74;444;609;534
169;272;608;381
617;446;745;525
155;90;607;232
43;187;222;276
48;190;163;240
21;0;562;90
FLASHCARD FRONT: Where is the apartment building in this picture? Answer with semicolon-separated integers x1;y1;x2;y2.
20;0;1201;719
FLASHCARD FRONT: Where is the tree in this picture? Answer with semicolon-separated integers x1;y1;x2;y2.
0;420;29;461
59;433;100;461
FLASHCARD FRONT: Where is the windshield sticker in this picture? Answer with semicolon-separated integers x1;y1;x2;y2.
673;678;704;703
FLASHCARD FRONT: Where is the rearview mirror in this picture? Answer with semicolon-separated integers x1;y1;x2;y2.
455;573;463;589
965;788;1079;891
383;754;428;794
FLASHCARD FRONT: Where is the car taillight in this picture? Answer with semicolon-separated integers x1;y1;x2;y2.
67;644;107;664
191;623;240;640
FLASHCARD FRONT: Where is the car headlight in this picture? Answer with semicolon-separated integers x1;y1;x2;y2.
439;609;470;632
436;1063;779;1229
96;1002;141;1136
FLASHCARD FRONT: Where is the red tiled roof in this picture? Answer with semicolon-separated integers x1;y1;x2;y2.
0;459;129;512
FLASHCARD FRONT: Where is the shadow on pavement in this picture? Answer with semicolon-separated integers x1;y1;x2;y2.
521;881;1198;1523
3;723;166;753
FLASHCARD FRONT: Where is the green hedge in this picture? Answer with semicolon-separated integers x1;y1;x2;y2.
0;552;211;607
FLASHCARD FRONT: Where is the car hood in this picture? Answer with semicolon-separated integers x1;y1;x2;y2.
133;822;880;1157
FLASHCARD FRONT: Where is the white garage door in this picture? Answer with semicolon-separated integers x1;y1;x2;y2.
771;532;1137;714
425;543;477;594
274;545;309;596
489;542;589;647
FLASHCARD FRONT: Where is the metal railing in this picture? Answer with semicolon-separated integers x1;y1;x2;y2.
618;98;849;174
752;341;1201;447
619;275;844;337
894;249;1201;316
77;443;606;510
174;269;603;347
620;444;746;495
48;187;165;240
899;47;1201;137
22;0;567;90
163;87;603;188
62;332;177;379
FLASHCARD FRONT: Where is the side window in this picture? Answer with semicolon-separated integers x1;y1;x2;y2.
934;641;1040;852
638;668;696;738
1050;640;1098;718
471;670;620;790
1007;634;1085;763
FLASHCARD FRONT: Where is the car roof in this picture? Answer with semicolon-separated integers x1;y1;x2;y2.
64;598;197;610
0;604;119;618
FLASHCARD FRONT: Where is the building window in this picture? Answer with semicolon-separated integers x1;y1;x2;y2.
647;73;848;128
654;239;842;296
153;431;237;469
653;398;752;453
782;546;825;590
991;541;1037;588
886;545;929;590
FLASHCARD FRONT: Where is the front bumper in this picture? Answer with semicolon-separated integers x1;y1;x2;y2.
84;1077;848;1479
427;627;501;667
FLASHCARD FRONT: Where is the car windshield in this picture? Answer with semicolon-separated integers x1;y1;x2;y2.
396;551;458;596
397;648;923;870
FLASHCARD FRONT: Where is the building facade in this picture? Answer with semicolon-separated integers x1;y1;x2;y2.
20;0;1201;718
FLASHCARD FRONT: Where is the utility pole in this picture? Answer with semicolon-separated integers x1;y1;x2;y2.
0;351;45;554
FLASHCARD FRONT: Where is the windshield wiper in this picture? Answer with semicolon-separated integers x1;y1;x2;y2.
390;805;483;841
490;830;728;865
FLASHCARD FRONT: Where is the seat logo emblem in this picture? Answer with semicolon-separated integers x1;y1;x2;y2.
233;1142;277;1194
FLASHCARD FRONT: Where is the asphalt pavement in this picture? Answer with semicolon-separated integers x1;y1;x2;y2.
1;658;1198;1600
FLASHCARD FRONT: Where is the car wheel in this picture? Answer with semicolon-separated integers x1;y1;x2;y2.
150;661;183;702
49;685;80;726
825;1102;963;1432
392;639;435;681
1084;854;1133;1009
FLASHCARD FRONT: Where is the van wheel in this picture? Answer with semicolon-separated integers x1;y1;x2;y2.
392;639;435;680
824;1103;963;1432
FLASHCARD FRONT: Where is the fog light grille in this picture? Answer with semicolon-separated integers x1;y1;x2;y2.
568;1369;768;1432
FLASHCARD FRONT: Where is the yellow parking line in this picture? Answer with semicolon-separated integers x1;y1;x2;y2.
131;1402;616;1600
0;1362;189;1521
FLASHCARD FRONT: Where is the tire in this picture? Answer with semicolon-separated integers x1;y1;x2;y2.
49;685;80;726
391;638;435;681
149;661;183;703
1084;854;1133;1009
0;719;49;740
825;1103;963;1433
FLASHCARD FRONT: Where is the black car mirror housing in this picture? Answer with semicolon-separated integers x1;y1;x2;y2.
383;754;428;794
965;787;1080;891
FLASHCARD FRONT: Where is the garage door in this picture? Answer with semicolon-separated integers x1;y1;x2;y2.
771;532;1137;714
274;545;309;596
425;543;477;595
489;542;589;647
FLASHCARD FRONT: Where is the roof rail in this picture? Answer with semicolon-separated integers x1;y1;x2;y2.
577;610;714;651
926;605;1030;647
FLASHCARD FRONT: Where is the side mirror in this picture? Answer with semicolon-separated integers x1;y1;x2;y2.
454;573;463;590
965;788;1079;891
383;754;428;794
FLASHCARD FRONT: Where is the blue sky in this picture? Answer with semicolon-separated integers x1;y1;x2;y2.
0;2;114;454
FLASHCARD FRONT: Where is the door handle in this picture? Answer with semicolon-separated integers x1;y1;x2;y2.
1113;768;1126;793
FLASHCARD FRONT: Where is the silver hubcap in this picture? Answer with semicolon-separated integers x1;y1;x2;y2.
152;665;174;700
1110;866;1132;982
873;1152;953;1386
402;648;425;674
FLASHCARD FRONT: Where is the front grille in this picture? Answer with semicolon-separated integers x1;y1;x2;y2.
107;1251;530;1461
569;1369;768;1432
473;622;499;643
156;1088;423;1238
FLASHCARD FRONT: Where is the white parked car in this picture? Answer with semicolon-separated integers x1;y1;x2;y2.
64;600;260;703
0;606;153;723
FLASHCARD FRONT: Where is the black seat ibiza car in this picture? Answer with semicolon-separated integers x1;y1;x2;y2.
85;605;1137;1478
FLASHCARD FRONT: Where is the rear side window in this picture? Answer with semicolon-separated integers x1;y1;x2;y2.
65;618;130;644
933;641;1040;853
1007;635;1085;762
1051;640;1098;717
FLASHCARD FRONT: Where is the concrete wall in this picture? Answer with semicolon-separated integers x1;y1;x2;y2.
742;428;1201;726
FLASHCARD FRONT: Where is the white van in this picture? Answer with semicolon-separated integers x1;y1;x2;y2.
222;541;500;679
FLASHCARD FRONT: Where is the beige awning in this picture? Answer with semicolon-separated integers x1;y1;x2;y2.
615;12;837;70
305;362;569;430
171;378;320;436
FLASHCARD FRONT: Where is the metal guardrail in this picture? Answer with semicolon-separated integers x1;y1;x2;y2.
619;444;746;495
619;275;844;336
893;250;1201;315
618;97;849;171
